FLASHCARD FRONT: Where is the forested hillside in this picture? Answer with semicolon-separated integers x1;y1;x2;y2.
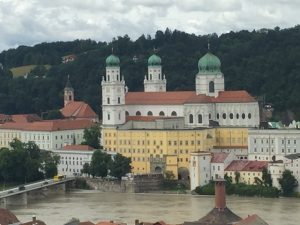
1;26;300;121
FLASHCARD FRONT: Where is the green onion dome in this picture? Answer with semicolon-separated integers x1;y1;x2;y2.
198;52;221;72
148;54;161;66
106;54;120;67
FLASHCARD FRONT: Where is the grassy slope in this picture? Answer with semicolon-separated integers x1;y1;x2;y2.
10;64;51;78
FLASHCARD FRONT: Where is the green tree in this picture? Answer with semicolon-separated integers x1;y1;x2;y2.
43;109;64;120
41;151;60;178
81;163;90;176
90;150;111;177
262;168;272;187
82;125;101;149
109;153;131;179
234;171;240;184
164;170;175;180
279;170;298;196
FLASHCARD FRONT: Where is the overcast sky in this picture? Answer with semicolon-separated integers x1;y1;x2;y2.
0;0;300;52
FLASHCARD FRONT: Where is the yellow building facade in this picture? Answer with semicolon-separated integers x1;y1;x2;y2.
102;127;248;178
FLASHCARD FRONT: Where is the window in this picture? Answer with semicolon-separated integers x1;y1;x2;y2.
125;111;129;116
236;113;239;119
209;113;211;120
229;113;233;119
222;113;226;119
107;98;110;104
159;111;165;116
147;111;153;116
209;81;214;93
136;111;141;116
248;113;251;119
107;113;110;120
217;113;219;119
198;114;202;123
118;97;120;104
171;111;177;116
189;114;193;123
242;113;245;119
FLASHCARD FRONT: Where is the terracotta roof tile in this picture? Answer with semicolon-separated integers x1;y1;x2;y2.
211;153;229;163
0;208;20;225
11;114;41;123
225;161;268;172
125;91;256;105
62;145;94;151
61;101;98;119
234;214;268;225
0;119;93;131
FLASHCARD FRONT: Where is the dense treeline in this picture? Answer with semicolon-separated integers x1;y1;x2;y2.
1;26;300;120
0;140;59;184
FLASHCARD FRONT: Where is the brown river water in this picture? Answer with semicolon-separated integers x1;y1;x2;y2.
6;190;300;225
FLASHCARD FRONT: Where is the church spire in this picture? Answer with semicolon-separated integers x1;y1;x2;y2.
65;75;73;89
64;75;74;107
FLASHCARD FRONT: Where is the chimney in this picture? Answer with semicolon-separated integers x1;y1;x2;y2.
215;179;226;211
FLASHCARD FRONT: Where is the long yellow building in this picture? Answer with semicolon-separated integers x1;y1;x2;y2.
102;125;248;179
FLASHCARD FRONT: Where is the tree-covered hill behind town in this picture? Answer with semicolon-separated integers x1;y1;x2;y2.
1;26;300;121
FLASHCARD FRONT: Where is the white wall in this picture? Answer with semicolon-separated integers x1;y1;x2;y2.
190;153;211;190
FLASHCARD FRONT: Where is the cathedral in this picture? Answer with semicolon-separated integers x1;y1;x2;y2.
101;50;259;128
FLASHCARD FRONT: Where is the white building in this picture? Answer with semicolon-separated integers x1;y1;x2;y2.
269;153;300;192
248;129;300;161
190;152;236;190
101;50;260;128
190;152;211;190
0;119;94;150
211;152;236;180
53;145;95;176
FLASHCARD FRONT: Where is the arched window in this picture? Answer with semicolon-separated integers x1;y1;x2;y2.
217;113;219;119
198;114;202;123
209;81;215;93
236;113;239;119
242;113;246;119
125;111;129;116
150;74;152;80
209;113;211;120
107;113;110;120
69;95;72;100
229;113;233;119
147;111;153;116
107;75;110;81
107;98;110;104
222;113;226;119
171;111;177;116
136;111;141;116
159;111;165;116
189;114;194;124
248;113;251;119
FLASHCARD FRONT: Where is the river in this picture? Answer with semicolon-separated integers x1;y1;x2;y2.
6;191;300;225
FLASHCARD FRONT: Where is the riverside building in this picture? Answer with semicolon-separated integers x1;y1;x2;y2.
101;49;259;178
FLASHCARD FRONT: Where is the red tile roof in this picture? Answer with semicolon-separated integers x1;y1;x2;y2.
225;161;250;171
235;214;268;225
125;91;256;105
0;119;93;131
95;222;126;225
0;208;20;225
62;144;94;151
211;153;229;163
11;114;41;123
61;101;98;120
225;160;268;172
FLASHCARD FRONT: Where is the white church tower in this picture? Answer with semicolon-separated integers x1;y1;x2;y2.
144;53;166;92
195;47;224;97
101;54;126;126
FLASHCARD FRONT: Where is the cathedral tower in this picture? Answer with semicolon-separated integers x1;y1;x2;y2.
144;53;166;92
195;49;224;97
101;54;126;126
64;75;74;106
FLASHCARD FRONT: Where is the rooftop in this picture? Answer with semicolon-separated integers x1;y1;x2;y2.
61;101;98;119
225;160;267;172
62;144;94;151
125;91;256;105
211;153;229;163
0;119;93;131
